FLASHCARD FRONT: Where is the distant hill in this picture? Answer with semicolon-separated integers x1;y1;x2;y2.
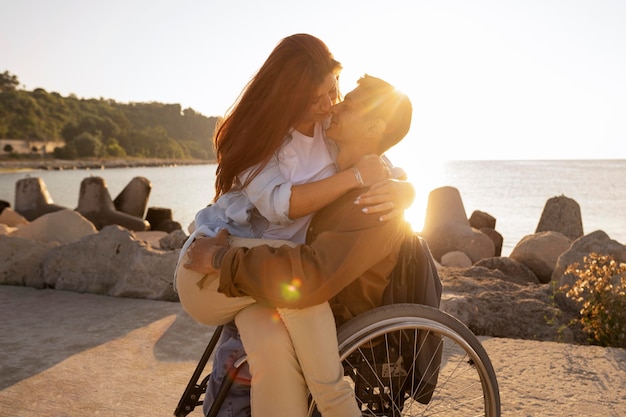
0;70;218;161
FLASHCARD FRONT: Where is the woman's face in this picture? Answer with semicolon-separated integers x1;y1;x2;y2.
299;72;339;124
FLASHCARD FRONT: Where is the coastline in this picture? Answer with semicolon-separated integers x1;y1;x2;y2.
0;157;215;173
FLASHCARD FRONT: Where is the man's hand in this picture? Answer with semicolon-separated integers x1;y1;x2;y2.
352;154;392;187
184;229;230;274
354;179;415;222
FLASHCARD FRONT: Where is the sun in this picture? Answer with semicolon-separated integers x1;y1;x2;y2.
384;142;446;234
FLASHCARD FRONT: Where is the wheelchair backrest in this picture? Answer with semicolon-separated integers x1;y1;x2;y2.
382;231;443;309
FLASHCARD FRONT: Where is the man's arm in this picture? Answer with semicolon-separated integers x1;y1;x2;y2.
217;198;406;309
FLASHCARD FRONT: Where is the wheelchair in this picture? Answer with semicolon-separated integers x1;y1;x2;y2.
174;302;501;416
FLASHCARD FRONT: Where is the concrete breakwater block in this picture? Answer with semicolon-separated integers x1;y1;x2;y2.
76;177;150;231
113;176;152;218
14;177;68;221
146;207;182;233
421;186;495;263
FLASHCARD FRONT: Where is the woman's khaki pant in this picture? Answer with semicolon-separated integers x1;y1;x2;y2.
175;237;360;417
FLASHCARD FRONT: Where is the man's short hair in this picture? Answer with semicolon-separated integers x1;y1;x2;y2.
356;75;413;153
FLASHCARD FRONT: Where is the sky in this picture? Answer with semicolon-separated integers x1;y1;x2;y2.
2;0;625;164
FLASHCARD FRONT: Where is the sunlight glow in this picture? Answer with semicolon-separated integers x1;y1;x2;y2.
2;2;624;160
385;145;447;233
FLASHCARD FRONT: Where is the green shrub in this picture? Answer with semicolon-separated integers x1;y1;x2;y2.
562;253;626;347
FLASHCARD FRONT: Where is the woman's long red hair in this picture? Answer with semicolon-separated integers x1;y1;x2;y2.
213;34;341;199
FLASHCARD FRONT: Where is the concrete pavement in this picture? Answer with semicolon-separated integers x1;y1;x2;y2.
1;285;625;417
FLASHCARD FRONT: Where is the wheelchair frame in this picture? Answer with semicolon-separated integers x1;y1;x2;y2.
174;303;501;417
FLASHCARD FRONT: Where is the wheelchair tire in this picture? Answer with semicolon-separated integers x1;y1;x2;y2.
308;303;501;416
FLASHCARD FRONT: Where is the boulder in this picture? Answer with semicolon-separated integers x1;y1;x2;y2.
134;230;169;249
472;256;540;285
146;207;182;232
11;209;97;244
0;207;29;227
440;251;472;268
421;186;495;263
41;225;179;301
552;230;626;311
159;229;188;250
439;266;580;343
156;219;183;233
536;195;584;241
0;235;58;288
480;227;503;257
510;231;572;283
469;210;496;230
0;224;17;235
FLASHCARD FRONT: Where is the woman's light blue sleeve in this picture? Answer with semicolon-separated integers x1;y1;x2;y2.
240;156;293;226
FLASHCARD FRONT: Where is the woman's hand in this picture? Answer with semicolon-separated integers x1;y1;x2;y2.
352;154;391;187
355;179;415;221
184;229;230;274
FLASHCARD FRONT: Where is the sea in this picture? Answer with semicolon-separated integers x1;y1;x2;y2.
1;159;624;256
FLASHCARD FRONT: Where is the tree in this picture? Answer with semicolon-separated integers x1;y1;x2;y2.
73;132;102;157
1;70;218;160
102;138;126;157
0;71;19;92
3;144;13;154
53;144;77;160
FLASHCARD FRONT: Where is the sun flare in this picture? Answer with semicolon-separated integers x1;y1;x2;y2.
385;145;446;234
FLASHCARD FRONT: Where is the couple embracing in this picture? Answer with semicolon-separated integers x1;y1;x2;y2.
176;33;415;417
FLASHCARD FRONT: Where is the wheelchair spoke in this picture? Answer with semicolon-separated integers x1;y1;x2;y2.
328;304;500;417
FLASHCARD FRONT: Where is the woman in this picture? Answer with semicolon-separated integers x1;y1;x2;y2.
176;34;412;417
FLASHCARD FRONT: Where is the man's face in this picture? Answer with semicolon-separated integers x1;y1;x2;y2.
325;86;370;142
298;73;339;124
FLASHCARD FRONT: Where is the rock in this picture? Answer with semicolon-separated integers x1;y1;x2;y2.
134;229;186;250
0;224;17;235
113;176;152;218
441;251;472;267
469;210;496;230
156;219;182;233
134;230;169;249
472;256;540;285
11;209;97;244
510;231;572;283
0;235;58;288
41;225;179;301
421;186;495;263
480;227;503;257
439;266;581;343
536;195;584;241
159;229;188;250
146;207;181;232
552;230;626;311
0;207;28;227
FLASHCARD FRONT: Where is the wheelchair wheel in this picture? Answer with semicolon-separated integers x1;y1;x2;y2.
308;303;501;417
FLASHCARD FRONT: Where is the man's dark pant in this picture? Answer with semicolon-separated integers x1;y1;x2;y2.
203;322;251;417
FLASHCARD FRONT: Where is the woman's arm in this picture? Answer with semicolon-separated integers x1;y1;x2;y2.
243;151;404;224
288;154;390;219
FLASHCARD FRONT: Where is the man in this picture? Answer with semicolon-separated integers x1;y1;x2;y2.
185;75;413;417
